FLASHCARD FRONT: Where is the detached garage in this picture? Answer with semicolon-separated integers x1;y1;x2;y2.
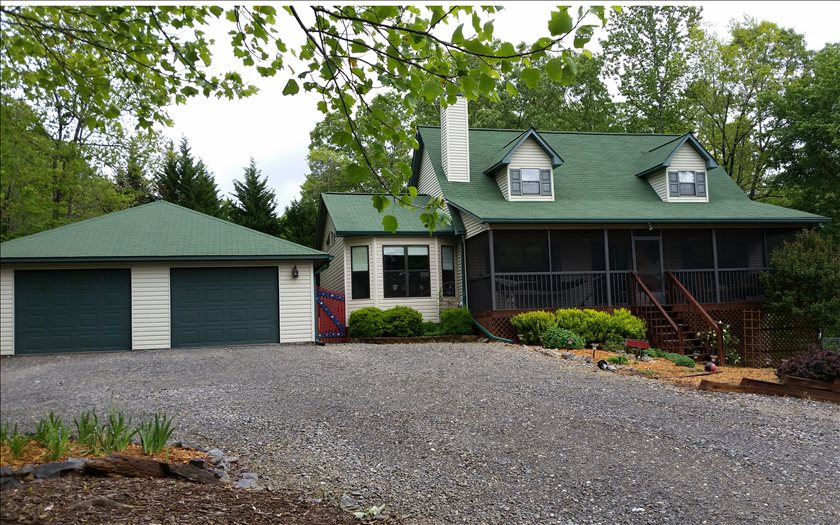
0;201;330;355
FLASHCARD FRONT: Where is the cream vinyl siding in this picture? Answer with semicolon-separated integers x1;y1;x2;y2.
417;150;445;202
318;216;345;293
279;261;315;343
494;169;509;199
131;267;170;350
0;268;13;355
461;211;488;239
344;236;447;322
508;138;554;202
651;143;709;203
440;99;470;182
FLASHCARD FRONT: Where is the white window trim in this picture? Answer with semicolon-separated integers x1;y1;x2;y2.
507;166;555;201
666;170;709;203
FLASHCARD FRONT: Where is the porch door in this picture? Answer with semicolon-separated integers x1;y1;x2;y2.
634;237;664;302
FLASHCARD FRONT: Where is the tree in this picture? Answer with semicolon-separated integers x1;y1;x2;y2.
115;135;160;206
762;230;840;336
1;5;612;233
229;159;281;235
690;19;808;199
278;198;318;247
602;5;702;133
770;43;840;239
154;137;222;217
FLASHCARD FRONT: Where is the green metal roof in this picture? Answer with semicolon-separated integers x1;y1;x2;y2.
0;200;329;262
318;193;460;238
415;127;828;225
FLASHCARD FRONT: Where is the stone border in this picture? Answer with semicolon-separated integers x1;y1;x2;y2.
348;335;482;344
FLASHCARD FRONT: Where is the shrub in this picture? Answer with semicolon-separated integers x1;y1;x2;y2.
542;327;585;349
554;308;646;344
348;307;385;337
440;308;474;335
607;308;646;340
603;333;626;353
381;306;423;337
607;355;629;365
138;413;175;455
670;354;697;368
510;311;557;345
420;321;443;336
776;349;840;382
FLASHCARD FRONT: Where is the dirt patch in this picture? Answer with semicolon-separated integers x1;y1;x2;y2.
1;441;208;471
562;348;778;386
0;476;359;525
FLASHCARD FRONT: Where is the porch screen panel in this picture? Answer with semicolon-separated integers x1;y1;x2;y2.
716;229;765;268
663;230;713;269
465;232;492;313
493;231;549;273
550;231;605;272
765;229;798;261
607;230;632;305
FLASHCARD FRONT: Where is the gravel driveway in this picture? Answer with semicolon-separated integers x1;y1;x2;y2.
2;342;838;524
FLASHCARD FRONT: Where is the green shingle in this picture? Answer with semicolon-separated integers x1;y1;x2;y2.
0;200;329;262
320;193;459;237
417;127;828;224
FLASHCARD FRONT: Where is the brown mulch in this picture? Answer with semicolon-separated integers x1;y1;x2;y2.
1;442;209;471
562;348;778;386
0;476;360;525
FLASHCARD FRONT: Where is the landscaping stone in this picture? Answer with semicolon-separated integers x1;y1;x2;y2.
34;459;85;479
339;494;361;510
188;458;208;470
234;476;262;490
13;464;35;480
163;462;220;485
206;448;225;464
1;467;20;491
240;472;258;480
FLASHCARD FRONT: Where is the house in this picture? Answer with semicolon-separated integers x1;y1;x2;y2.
316;97;828;364
0;201;330;355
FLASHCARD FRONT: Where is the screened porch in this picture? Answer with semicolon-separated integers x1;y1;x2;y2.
465;228;796;314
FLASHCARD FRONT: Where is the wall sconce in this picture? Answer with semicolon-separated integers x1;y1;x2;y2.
292;265;299;279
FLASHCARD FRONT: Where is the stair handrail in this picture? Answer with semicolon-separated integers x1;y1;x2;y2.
630;272;684;354
665;271;724;364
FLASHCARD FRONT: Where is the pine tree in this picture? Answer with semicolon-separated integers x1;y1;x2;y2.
154;137;221;216
229;158;280;235
279;198;318;247
115;140;154;205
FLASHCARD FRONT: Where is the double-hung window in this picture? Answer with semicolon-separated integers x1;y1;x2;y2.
383;246;431;298
441;245;455;297
350;246;370;299
668;171;707;198
510;168;552;196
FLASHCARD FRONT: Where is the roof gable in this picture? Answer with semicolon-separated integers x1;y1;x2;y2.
316;193;461;242
483;128;563;175
0;201;328;262
635;133;718;178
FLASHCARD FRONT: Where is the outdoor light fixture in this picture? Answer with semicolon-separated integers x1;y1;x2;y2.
292;265;299;279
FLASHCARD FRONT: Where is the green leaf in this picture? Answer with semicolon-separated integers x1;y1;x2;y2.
521;67;540;89
382;214;398;233
421;79;443;101
408;186;418;198
548;9;573;36
545;58;564;82
346;163;368;184
282;79;299;95
505;81;518;97
372;194;390;212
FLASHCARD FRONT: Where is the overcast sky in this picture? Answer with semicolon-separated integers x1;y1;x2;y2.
159;2;839;212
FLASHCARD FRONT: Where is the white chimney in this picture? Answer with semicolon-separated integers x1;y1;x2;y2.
440;96;470;182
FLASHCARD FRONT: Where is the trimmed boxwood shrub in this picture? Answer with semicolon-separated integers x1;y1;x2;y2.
510;311;556;345
607;355;629;365
776;349;840;382
348;307;385;337
440;308;474;335
420;321;443;336
554;308;646;344
542;327;585;349
608;308;646;340
381;306;423;337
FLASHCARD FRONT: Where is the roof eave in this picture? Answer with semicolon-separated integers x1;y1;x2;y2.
478;216;830;225
0;254;333;264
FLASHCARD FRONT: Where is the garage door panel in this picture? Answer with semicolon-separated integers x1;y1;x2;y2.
170;267;278;348
15;270;131;354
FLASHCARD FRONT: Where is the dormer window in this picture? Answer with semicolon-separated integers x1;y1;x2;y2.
511;168;552;197
668;171;706;198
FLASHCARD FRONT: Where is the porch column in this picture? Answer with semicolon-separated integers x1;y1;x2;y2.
603;229;612;307
712;228;721;303
489;229;497;310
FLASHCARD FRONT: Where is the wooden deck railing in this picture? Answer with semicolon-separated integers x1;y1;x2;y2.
666;272;724;364
630;272;683;354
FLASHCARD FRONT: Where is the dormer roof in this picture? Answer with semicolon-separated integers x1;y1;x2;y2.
634;132;718;178
482;128;564;176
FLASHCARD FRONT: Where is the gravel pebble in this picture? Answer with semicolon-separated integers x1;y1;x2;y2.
2;343;838;524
